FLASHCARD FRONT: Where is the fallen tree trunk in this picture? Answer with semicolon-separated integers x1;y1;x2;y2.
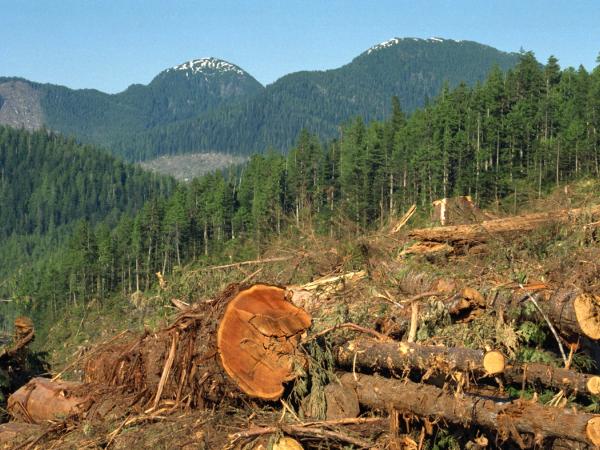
335;339;505;375
8;377;92;422
340;373;600;448
0;316;34;361
538;289;600;341
408;204;600;245
84;284;311;408
495;287;600;341
389;269;600;341
503;363;600;397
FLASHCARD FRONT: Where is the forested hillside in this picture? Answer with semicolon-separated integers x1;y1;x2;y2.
3;51;599;339
0;126;175;298
113;38;520;159
0;58;263;148
0;39;518;161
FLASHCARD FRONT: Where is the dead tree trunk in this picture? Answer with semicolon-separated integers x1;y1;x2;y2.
8;378;92;422
0;317;34;361
389;270;600;342
340;373;600;448
408;204;600;245
503;362;600;397
335;339;505;375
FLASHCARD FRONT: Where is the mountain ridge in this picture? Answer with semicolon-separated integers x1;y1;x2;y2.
0;38;520;159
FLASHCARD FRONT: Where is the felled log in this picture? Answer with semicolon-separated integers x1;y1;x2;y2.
340;372;600;448
335;339;505;375
286;271;367;316
392;270;600;341
503;362;600;397
538;289;600;341
496;287;600;341
431;196;491;226
409;204;600;245
8;377;92;422
217;284;311;400
374;274;488;337
85;284;311;408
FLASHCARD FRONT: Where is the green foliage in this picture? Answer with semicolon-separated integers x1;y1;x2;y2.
518;320;547;346
516;320;560;365
430;428;461;450
292;339;337;420
0;126;174;335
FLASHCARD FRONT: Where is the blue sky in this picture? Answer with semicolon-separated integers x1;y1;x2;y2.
2;0;599;93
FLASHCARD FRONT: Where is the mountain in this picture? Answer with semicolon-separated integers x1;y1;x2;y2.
0;38;519;160
0;57;263;147
114;38;520;159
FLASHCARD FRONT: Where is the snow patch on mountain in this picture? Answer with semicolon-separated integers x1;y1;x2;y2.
167;57;245;76
366;37;462;54
366;37;404;54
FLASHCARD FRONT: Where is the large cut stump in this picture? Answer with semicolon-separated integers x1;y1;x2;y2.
8;377;91;423
340;373;600;447
84;283;311;409
217;284;312;400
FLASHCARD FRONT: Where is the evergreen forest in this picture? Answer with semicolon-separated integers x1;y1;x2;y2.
1;51;600;340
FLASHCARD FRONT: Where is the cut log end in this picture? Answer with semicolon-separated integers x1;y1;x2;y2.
587;376;600;396
586;416;600;446
483;351;505;375
273;437;304;450
574;294;600;340
217;284;312;401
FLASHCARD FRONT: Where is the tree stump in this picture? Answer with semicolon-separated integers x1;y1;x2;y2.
217;284;312;400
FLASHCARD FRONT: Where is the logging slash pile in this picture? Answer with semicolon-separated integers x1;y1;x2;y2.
3;199;600;449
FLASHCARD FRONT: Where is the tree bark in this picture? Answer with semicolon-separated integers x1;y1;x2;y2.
541;289;600;341
390;270;600;342
503;362;600;397
408;204;600;245
8;378;92;423
497;288;600;341
335;339;505;375
340;372;600;448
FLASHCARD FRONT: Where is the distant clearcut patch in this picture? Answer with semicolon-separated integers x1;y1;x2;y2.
139;152;247;181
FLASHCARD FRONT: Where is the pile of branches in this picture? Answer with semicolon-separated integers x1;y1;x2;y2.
2;268;600;449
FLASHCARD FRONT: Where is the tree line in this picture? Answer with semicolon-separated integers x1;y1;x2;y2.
2;50;600;332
